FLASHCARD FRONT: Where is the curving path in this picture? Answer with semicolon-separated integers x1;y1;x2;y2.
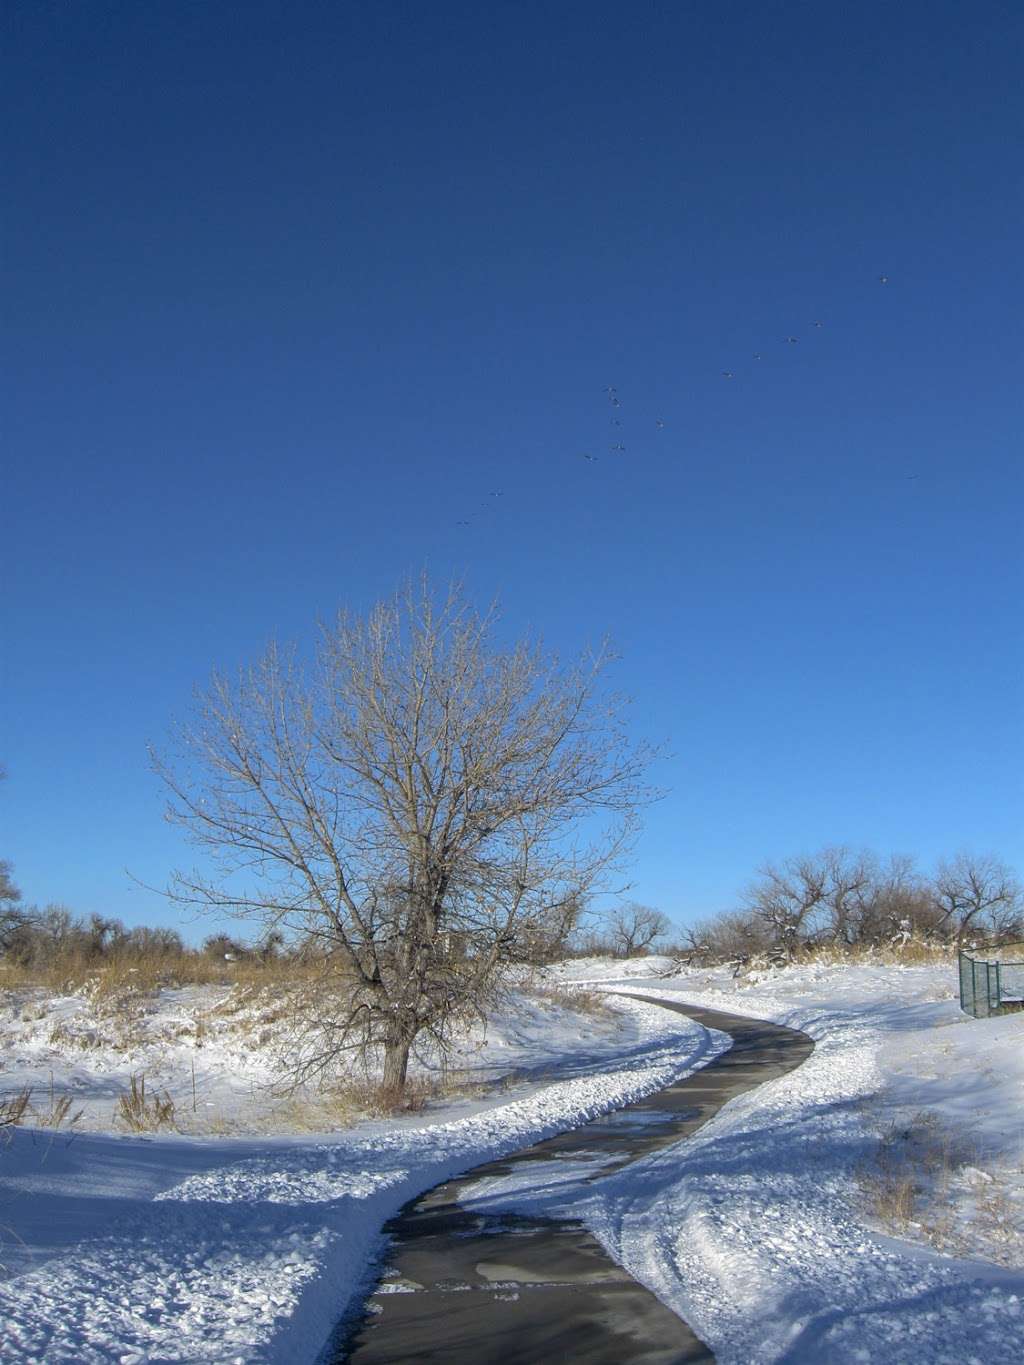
334;995;814;1364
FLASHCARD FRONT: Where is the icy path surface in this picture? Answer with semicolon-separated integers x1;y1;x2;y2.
536;959;1024;1365
0;996;717;1364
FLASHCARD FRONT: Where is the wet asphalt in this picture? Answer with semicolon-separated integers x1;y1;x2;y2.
333;994;815;1364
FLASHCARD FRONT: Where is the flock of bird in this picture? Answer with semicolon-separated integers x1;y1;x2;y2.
453;275;893;525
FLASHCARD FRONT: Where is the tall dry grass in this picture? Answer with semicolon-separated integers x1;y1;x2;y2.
809;938;955;966
0;1088;31;1134
730;938;956;975
116;1073;176;1132
0;946;328;998
524;982;619;1019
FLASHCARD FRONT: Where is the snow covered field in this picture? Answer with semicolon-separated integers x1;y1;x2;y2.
533;955;1024;1363
0;988;716;1363
1;955;1022;1363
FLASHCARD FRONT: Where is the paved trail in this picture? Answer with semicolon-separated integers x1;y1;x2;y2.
335;995;814;1364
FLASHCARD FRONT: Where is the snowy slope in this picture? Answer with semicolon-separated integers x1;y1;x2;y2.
0;981;641;1135
535;956;1024;1364
0;994;718;1364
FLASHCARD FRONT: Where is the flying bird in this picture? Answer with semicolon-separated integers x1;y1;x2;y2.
722;370;734;379
813;320;823;328
604;385;617;395
879;274;889;284
753;353;762;361
655;419;666;430
610;443;626;453
581;452;599;462
783;336;798;344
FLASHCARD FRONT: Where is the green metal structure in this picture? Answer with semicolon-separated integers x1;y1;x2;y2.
958;945;1024;1018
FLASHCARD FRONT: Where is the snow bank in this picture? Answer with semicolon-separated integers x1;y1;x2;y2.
0;981;636;1136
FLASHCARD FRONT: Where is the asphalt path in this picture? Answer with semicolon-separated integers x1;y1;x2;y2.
335;994;815;1364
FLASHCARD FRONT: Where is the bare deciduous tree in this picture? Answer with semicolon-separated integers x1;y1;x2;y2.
0;862;18;908
744;854;827;951
931;853;1022;947
606;902;672;957
155;578;657;1095
0;766;19;908
744;847;874;953
845;854;937;946
0;765;23;953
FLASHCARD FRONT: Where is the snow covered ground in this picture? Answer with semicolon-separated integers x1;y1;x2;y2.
2;954;1022;1364
519;954;1024;1364
0;978;652;1135
0;989;717;1363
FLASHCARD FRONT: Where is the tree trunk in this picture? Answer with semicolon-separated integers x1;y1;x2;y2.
955;908;981;951
382;1019;414;1095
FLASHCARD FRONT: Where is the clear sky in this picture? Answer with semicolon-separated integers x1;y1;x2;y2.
3;0;1021;938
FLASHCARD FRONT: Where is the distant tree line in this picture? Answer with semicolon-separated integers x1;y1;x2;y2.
0;904;184;969
0;902;305;974
562;850;1023;966
674;848;1022;965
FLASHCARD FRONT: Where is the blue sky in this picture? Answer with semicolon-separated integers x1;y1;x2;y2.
3;0;1021;938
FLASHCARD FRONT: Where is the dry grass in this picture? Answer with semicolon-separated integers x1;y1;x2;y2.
115;1073;176;1132
0;948;326;998
524;982;618;1020
265;1073;447;1132
32;1074;83;1130
858;1109;973;1235
0;952;344;1063
0;1082;82;1134
0;1088;32;1134
793;940;956;969
976;1184;1023;1256
858;1112;1024;1267
670;938;957;980
265;1056;549;1133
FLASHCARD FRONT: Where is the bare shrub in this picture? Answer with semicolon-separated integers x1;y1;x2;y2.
681;909;773;964
0;768;22;942
742;847;877;955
